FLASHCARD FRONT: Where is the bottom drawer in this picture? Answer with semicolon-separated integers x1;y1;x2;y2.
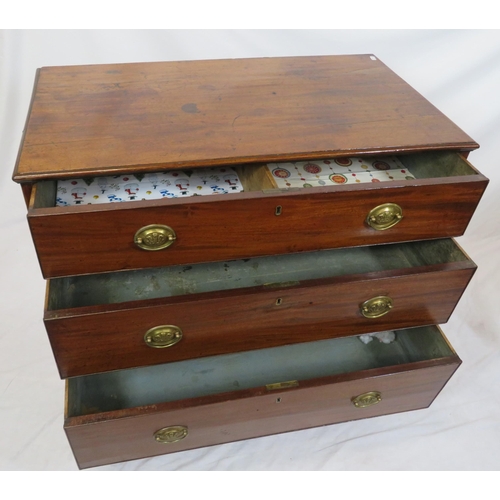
65;326;460;469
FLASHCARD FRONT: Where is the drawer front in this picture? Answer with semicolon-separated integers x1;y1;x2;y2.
65;360;459;469
46;265;474;378
29;177;486;278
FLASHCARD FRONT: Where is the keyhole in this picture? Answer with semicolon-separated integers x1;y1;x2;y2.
276;398;282;403
275;205;282;216
276;298;283;306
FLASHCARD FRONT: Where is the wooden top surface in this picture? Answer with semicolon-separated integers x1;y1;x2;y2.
13;54;478;182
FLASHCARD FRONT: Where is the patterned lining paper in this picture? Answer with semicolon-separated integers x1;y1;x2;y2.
55;167;244;206
55;157;415;206
267;156;415;188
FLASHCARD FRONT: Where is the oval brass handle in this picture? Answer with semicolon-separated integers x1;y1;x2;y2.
352;391;382;408
144;325;183;348
134;224;176;251
366;203;403;230
154;425;188;444
360;296;393;318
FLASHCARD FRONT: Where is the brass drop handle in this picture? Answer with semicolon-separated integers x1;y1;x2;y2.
351;391;382;408
366;203;403;230
134;224;176;251
154;426;188;443
360;296;393;318
144;325;183;348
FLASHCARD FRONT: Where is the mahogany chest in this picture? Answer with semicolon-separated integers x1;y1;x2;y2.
13;54;487;468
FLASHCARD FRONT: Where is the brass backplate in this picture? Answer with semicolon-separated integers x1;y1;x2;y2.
134;224;176;251
360;296;393;318
366;203;403;230
154;426;188;444
144;325;183;348
351;391;382;408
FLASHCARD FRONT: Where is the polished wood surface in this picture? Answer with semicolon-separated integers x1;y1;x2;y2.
64;358;459;469
29;175;487;278
13;55;483;469
13;55;478;183
46;263;474;378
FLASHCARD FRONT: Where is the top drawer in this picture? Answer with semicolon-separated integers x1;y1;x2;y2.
27;151;487;278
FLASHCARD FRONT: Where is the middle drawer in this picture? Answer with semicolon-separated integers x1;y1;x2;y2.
45;238;475;378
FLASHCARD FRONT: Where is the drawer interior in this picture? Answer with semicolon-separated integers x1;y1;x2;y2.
237;151;478;191
66;326;454;417
32;151;479;209
48;238;469;310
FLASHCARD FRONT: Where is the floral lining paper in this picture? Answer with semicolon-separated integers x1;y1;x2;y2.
267;156;415;188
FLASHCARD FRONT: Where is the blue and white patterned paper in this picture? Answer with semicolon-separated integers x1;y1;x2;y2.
56;167;244;206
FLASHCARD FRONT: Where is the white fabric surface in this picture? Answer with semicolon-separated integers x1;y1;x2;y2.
1;29;499;471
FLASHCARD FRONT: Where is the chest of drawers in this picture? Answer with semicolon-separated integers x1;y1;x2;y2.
13;54;487;469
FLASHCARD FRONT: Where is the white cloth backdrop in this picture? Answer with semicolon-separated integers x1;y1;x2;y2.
1;29;499;471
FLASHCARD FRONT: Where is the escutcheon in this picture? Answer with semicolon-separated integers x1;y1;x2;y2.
366;203;403;230
154;426;188;444
360;296;393;318
351;391;382;408
134;224;176;251
144;325;183;348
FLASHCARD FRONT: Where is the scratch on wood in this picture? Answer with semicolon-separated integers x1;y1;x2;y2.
232;115;242;128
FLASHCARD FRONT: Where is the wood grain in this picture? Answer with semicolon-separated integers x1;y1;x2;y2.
45;262;474;378
29;175;487;278
64;358;460;469
11;55;482;470
13;55;478;183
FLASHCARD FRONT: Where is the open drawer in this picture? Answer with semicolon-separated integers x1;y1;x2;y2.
28;151;487;278
45;238;475;378
64;325;461;469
